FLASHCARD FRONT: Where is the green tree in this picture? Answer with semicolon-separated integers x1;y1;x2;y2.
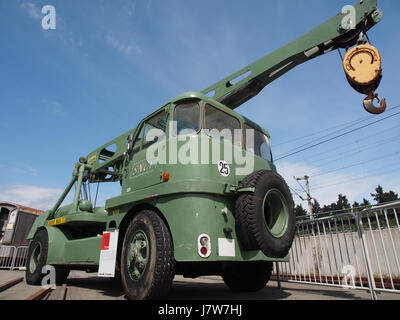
371;186;399;204
295;204;308;218
312;199;321;215
352;198;371;213
322;194;351;215
361;198;371;207
337;194;351;211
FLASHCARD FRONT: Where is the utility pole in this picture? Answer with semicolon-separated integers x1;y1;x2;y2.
295;176;314;220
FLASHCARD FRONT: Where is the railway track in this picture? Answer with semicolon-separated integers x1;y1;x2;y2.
0;276;67;300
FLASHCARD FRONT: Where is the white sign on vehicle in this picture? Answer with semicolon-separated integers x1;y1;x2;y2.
217;160;230;177
218;238;235;257
98;230;119;277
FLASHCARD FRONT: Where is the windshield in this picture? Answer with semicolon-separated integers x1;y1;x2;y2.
204;104;241;147
245;124;272;162
174;102;200;135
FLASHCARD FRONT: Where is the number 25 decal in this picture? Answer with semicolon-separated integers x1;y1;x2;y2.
218;161;230;177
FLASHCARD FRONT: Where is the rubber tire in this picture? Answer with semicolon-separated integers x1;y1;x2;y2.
235;170;295;258
222;262;273;292
25;229;49;285
121;210;175;300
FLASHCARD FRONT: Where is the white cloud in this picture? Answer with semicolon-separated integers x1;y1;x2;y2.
106;34;142;57
42;99;66;117
124;3;136;16
277;161;395;208
11;165;37;176
0;185;67;210
20;1;42;20
1;164;37;176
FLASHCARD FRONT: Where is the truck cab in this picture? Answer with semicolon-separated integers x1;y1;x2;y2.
120;92;275;196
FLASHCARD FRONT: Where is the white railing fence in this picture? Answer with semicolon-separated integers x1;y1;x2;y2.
274;200;400;300
0;245;28;270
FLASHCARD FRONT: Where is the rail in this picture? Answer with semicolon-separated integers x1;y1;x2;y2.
274;200;400;300
0;276;64;300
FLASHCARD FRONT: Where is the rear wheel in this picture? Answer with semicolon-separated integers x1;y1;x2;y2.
25;229;48;285
222;262;273;292
121;210;175;300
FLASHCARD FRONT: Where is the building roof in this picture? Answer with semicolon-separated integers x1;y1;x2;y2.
0;202;44;216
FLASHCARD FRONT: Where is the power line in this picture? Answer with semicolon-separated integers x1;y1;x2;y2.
274;104;400;149
277;125;400;170
280;134;400;183
308;151;400;178
275;107;400;161
310;163;400;191
277;131;400;179
274;113;373;147
304;130;400;168
289;185;305;201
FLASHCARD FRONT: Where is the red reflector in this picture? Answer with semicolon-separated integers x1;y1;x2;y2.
162;173;170;182
200;247;208;255
101;232;110;250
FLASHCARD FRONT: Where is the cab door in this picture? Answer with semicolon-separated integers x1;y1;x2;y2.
123;110;168;193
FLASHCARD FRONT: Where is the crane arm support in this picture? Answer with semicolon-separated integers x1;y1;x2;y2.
201;0;382;110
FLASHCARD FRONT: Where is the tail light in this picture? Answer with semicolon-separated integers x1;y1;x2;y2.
198;234;211;258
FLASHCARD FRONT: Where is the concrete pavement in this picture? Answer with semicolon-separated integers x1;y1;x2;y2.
1;270;399;300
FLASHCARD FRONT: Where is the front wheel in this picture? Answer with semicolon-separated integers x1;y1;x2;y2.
121;210;175;300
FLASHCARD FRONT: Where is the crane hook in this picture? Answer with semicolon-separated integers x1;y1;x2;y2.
363;92;386;115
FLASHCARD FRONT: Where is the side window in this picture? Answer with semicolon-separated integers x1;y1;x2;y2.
132;111;168;153
174;102;200;135
245;124;272;162
143;111;167;149
132;125;145;154
205;104;241;147
259;140;272;162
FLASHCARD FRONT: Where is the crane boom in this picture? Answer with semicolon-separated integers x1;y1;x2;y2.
201;0;383;110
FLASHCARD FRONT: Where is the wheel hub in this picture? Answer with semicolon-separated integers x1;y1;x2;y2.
262;188;289;238
29;242;41;274
127;230;149;281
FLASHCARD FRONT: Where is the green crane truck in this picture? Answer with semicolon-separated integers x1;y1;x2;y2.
25;0;385;299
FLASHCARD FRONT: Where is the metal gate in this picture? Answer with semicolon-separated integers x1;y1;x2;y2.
0;245;28;270
274;201;400;300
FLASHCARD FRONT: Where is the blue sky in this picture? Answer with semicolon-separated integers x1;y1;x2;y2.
0;0;399;210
